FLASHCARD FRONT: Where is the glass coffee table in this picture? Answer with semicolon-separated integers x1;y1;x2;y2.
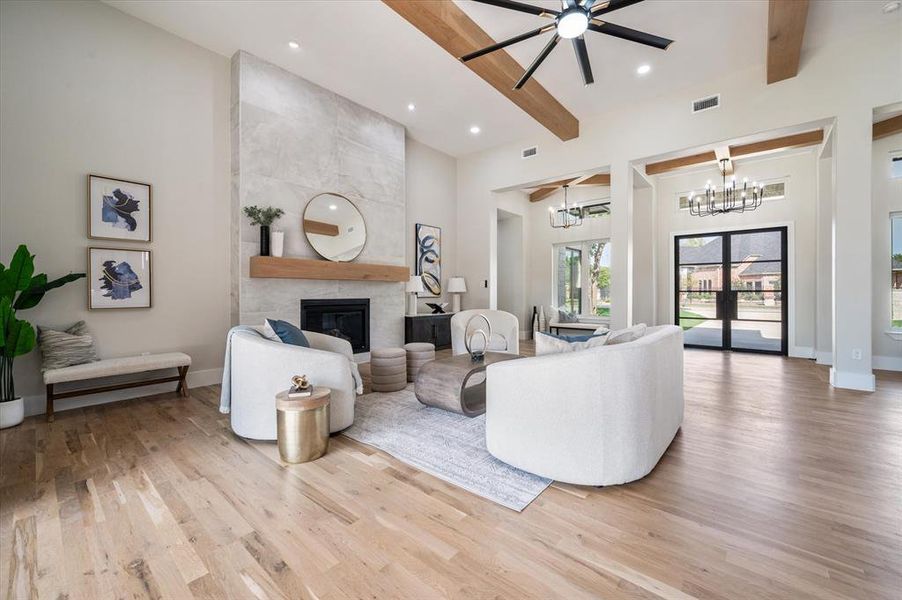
413;352;522;416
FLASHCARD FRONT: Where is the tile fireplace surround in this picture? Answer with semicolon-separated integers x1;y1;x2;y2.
230;51;406;351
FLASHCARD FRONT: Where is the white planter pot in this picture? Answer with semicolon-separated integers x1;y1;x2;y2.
0;397;24;429
271;231;285;258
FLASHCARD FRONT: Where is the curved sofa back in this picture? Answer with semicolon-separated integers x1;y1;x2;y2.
485;324;684;486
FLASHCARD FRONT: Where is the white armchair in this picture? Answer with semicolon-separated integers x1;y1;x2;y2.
228;329;357;439
485;325;684;486
451;309;520;356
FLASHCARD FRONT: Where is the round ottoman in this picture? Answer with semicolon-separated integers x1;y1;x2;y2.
404;342;435;382
370;347;407;392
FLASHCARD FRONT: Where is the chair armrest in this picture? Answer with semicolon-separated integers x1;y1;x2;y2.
304;330;354;360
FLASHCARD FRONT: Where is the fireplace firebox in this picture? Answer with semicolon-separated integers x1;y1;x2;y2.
300;299;370;353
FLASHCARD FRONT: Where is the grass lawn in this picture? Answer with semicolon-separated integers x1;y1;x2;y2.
595;307;611;317
894;320;902;328
680;309;707;331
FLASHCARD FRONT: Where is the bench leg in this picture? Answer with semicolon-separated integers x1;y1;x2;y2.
176;366;190;398
46;384;55;422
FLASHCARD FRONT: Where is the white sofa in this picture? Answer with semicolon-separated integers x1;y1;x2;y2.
228;329;357;439
451;309;520;356
485;325;684;486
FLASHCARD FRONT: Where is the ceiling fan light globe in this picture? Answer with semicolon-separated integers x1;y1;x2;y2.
557;10;589;39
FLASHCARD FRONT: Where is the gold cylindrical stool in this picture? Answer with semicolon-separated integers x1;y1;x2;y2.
275;387;331;464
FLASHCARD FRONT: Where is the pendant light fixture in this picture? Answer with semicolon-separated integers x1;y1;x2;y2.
689;159;766;217
549;185;582;229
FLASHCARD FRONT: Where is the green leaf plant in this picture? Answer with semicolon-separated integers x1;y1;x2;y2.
0;245;85;402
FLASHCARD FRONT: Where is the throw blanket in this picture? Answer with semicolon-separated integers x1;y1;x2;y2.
219;325;262;414
219;326;364;414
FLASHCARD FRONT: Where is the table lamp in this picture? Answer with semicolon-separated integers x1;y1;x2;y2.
447;277;467;313
406;275;424;316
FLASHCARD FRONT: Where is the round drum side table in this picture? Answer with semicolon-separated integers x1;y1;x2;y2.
275;386;331;463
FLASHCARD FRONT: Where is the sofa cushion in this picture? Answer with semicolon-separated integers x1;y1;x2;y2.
264;319;310;347
606;323;647;345
536;331;609;356
37;321;99;371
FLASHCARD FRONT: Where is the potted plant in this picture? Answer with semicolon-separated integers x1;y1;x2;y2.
1;245;84;428
243;205;285;257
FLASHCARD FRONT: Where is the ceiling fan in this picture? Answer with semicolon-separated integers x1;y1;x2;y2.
460;0;674;89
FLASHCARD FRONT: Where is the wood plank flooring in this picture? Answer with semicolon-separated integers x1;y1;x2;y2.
2;349;901;599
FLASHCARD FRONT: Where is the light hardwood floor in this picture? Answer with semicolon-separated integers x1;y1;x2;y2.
2;349;901;599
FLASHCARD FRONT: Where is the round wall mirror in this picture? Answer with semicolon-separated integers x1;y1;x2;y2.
303;193;367;262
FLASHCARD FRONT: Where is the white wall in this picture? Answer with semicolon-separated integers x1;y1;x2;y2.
872;131;902;369
653;150;818;357
456;21;901;390
496;210;525;334
406;137;458;312
0;0;231;414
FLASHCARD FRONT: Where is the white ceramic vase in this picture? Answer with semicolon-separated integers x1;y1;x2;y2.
271;231;285;258
538;306;547;332
0;398;24;429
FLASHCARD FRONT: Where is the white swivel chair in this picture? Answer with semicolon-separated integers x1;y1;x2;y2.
228;329;357;439
450;309;520;356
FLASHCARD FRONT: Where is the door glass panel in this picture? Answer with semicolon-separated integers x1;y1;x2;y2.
731;230;782;262
730;320;782;353
679;236;722;264
732;279;783;321
678;265;724;291
678;291;723;347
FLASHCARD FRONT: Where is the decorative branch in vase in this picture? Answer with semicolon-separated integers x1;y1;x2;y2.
243;205;285;257
1;245;85;428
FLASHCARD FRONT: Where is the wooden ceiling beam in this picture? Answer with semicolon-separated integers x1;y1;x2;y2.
729;129;823;158
574;173;611;186
383;0;579;141
873;114;902;140
528;177;580;191
529;178;579;203
766;0;809;84
645;151;717;176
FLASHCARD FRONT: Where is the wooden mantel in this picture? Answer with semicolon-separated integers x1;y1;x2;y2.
250;256;409;283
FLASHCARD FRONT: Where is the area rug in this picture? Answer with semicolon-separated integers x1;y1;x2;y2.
342;386;551;512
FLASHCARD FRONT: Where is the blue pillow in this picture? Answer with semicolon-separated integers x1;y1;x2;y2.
265;319;310;347
544;332;606;343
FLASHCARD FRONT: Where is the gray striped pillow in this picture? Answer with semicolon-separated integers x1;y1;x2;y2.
37;321;99;371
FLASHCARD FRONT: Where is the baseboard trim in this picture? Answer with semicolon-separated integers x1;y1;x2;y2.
873;355;902;372
815;350;833;366
829;368;876;392
789;346;815;359
22;367;223;417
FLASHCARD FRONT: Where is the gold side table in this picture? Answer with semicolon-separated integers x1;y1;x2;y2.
275;387;331;464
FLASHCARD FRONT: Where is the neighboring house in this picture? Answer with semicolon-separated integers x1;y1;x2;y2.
680;235;782;295
894;257;902;289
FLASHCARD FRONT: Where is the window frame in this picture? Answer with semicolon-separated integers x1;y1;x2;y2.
552;238;612;321
891;211;902;330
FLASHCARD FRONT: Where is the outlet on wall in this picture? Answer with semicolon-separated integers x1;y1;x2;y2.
852;348;862;360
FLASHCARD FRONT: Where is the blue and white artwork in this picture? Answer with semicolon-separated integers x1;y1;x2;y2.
415;223;441;298
89;248;151;309
89;175;151;242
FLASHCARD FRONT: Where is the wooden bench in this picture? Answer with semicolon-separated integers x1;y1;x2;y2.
548;321;607;335
43;352;191;421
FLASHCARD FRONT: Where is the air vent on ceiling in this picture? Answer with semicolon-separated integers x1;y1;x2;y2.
691;94;720;114
521;146;538;159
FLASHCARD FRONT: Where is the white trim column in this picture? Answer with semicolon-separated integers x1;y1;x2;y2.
610;161;633;329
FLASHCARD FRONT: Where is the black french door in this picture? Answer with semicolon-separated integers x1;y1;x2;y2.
674;226;788;355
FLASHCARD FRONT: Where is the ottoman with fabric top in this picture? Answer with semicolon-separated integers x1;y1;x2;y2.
370;347;407;392
403;342;435;382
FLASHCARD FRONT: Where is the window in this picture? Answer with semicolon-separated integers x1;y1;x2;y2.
551;200;610;222
554;239;611;318
677;180;786;211
892;213;902;328
891;155;902;180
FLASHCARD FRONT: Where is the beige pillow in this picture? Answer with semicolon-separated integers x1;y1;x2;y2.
536;332;610;356
606;323;648;345
37;321;99;371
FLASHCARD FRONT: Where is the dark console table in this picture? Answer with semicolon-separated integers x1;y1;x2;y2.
405;313;452;350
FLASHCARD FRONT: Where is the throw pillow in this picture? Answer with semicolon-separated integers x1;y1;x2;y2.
593;326;610;335
554;307;579;323
37;321;99;371
264;319;310;347
606;323;648;345
536;331;609;356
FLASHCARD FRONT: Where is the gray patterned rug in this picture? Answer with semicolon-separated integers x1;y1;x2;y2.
343;386;551;511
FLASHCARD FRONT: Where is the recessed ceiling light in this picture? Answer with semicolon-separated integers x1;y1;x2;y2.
883;1;900;13
288;41;300;50
637;64;651;75
470;125;481;134
328;204;337;210
407;103;416;111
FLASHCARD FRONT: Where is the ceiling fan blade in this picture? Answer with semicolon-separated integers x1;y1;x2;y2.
587;21;673;50
460;25;555;62
587;0;645;17
514;34;560;89
572;36;594;85
470;0;559;18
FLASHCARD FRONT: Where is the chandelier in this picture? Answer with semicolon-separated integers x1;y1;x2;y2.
689;159;766;217
548;185;582;229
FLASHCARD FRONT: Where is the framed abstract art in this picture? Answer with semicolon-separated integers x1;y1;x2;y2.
88;174;152;242
415;223;441;298
88;247;152;309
